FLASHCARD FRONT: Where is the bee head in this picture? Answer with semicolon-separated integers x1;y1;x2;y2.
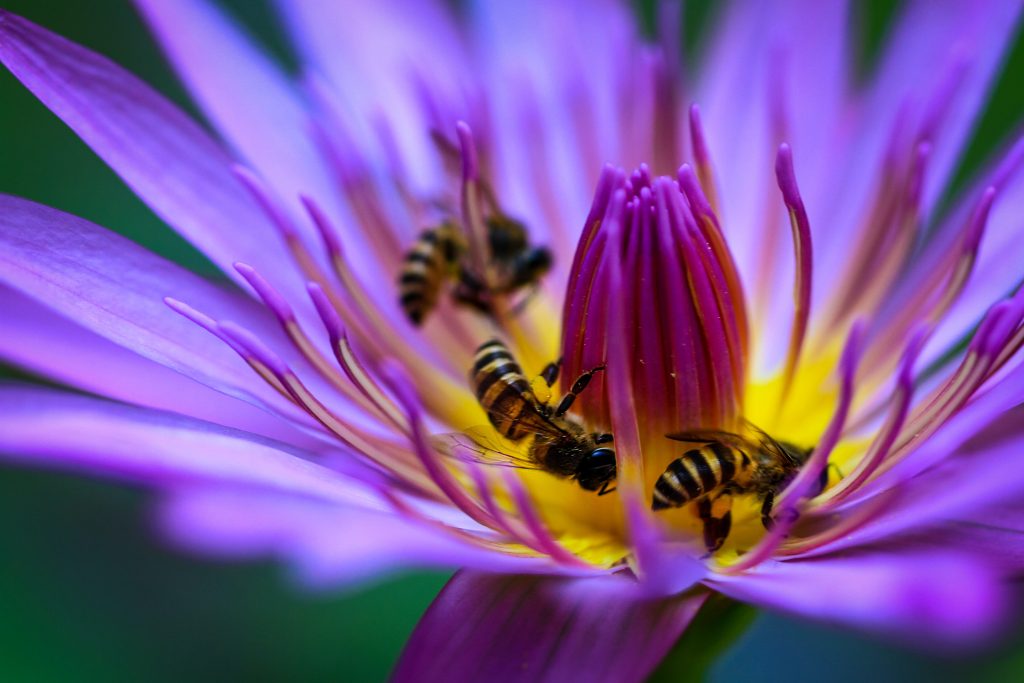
575;447;617;492
486;216;528;254
519;247;553;277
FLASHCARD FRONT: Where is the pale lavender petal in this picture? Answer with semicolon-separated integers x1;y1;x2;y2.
393;570;707;683
0;194;304;415
0;285;323;448
868;1;1021;213
807;402;1024;556
710;551;1006;647
844;358;1024;508
132;0;349;257
888;504;1024;575
815;1;1021;323
913;141;1024;370
697;1;849;362
0;385;378;502
160;489;544;587
0;10;307;302
275;0;469;187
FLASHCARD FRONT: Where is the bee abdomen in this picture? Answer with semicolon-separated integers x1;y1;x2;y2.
470;340;534;440
398;225;461;325
652;443;741;510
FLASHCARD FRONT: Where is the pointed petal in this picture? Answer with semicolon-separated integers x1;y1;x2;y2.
0;194;299;414
0;285;321;447
132;0;347;251
0;385;376;501
274;0;468;186
710;551;1006;647
0;10;304;299
815;1;1022;320
393;570;707;683
159;489;529;588
808;391;1024;556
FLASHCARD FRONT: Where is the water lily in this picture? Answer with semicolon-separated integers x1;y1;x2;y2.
2;1;1024;680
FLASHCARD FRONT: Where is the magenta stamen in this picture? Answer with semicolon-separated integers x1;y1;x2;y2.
501;469;591;568
306;281;344;343
723;321;864;575
232;164;300;240
774;144;814;406
603;189;669;579
164;296;221;337
814;327;926;511
217;320;291;378
382;361;496;529
234;262;296;325
300;194;343;259
455;120;479;184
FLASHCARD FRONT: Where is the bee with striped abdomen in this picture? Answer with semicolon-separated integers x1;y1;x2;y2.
465;338;616;494
398;222;465;325
398;215;552;326
651;425;825;554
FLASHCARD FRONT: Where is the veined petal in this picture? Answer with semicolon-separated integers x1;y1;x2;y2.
0;285;322;447
0;194;306;416
392;570;707;683
710;551;1006;647
867;0;1021;214
0;386;378;501
0;10;307;303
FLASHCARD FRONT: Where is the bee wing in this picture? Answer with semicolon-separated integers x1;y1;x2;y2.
478;393;569;440
665;429;756;450
432;427;543;471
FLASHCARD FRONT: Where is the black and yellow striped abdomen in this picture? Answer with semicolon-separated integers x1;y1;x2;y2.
470;339;542;441
652;442;751;510
398;224;461;325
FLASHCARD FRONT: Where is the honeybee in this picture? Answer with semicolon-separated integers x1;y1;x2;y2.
461;338;617;494
398;222;464;325
398;215;552;326
651;425;826;554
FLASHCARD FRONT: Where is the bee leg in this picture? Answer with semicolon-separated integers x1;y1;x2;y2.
597;481;617;496
553;365;606;417
540;358;562;388
698;494;734;555
760;492;776;530
762;492;800;531
816;462;844;495
452;275;493;315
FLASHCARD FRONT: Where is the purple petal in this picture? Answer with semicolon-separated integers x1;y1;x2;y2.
132;0;350;261
887;502;1024;576
912;140;1024;371
807;393;1024;556
0;285;322;447
393;570;707;683
696;1;849;356
0;10;306;301
815;1;1021;328
159;488;525;588
710;550;1006;647
0;194;305;416
274;0;468;187
0;385;377;500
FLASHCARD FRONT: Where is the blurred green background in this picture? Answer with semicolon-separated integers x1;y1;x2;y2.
1;1;1023;681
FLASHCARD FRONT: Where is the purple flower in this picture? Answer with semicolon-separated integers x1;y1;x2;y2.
2;1;1024;680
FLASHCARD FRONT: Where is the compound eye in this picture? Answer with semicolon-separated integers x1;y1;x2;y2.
587;448;616;467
